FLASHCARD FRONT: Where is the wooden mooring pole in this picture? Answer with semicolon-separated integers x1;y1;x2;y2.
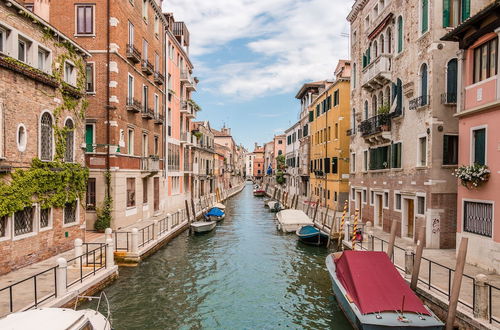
185;200;192;234
387;220;397;261
336;201;348;249
410;226;425;291
445;237;468;330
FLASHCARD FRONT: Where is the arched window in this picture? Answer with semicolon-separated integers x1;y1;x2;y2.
378;91;384;109
380;34;385;54
40;112;53;161
64;118;74;162
420;63;428;105
372;95;377;115
387;28;392;53
385;85;391;105
397;16;403;53
352;63;357;88
446;59;458;104
364;100;369;120
373;41;378;58
352;108;356;131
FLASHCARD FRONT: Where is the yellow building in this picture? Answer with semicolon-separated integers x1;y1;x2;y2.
309;60;351;210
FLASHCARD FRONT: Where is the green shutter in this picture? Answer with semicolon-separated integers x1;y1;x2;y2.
362;54;367;68
332;157;338;174
309;111;314;122
367;47;371;64
474;129;486;165
85;124;93;152
461;0;470;22
443;0;450;27
422;0;429;33
397;17;403;52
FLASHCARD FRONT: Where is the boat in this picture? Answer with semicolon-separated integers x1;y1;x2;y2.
213;202;225;210
326;251;444;330
205;207;225;221
190;220;217;233
270;201;283;213
253;188;266;197
296;225;329;246
266;200;277;208
0;293;112;329
276;209;313;232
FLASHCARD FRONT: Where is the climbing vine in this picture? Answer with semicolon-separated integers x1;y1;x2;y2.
94;170;113;232
0;12;89;217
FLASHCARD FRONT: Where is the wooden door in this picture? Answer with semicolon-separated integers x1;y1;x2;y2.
154;177;159;211
377;195;383;226
407;199;414;238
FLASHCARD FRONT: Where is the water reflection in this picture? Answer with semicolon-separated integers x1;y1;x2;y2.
90;184;351;329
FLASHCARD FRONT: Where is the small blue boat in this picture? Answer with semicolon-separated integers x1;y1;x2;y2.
205;207;225;221
296;225;329;246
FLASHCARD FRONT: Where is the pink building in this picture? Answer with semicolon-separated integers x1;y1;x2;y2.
442;2;500;271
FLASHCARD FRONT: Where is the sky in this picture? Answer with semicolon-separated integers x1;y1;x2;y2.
162;0;352;151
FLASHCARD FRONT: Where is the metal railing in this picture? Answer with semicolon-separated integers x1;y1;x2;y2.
126;44;141;62
114;231;131;251
141;59;154;74
154;72;164;84
0;266;58;316
441;93;457;105
488;284;500;324
358;113;391;136
66;243;106;289
138;224;154;248
409;95;429;110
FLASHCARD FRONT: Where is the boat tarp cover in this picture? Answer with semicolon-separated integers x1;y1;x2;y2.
206;208;224;217
298;225;319;236
334;251;430;315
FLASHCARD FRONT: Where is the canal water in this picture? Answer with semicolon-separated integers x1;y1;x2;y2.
97;183;351;329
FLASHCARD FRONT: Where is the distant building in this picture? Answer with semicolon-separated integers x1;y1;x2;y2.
442;1;500;271
191;121;215;198
252;145;265;179
284;122;301;196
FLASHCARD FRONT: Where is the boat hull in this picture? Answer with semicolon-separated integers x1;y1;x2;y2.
207;214;225;222
253;190;266;197
325;254;444;329
191;221;216;233
297;231;329;246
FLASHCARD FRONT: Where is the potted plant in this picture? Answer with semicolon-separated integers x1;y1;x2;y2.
377;103;391;131
454;164;491;189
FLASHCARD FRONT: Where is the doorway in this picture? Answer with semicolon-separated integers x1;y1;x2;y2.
355;191;362;219
403;198;415;239
374;194;383;227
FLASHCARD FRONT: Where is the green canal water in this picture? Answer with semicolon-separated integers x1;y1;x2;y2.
97;183;351;329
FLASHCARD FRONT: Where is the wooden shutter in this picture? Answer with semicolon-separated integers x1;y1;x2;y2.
443;0;450;27
461;0;470;22
422;0;429;33
397;17;403;52
85;124;93;152
474;129;486;165
324;158;330;173
308;111;313;122
396;79;403;114
447;59;458;101
332;157;338;174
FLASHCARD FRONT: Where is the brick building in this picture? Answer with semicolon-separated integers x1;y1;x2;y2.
36;0;168;230
0;0;89;274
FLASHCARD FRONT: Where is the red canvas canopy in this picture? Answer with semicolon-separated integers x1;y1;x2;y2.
334;251;430;315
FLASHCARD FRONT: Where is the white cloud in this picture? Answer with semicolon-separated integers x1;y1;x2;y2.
164;0;351;100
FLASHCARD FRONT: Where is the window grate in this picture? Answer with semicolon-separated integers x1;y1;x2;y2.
40;113;53;161
14;207;34;236
0;216;7;237
40;208;50;228
464;201;492;237
64;202;77;224
64;119;74;162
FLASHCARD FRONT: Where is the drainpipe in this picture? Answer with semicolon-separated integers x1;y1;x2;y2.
105;0;111;187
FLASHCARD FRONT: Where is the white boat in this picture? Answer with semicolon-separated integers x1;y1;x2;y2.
267;200;278;209
191;220;216;233
213;202;225;210
0;293;112;329
276;209;313;233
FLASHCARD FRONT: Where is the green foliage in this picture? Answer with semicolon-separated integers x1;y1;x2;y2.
377;103;390;115
276;170;286;185
188;99;202;111
0;159;88;217
275;154;286;171
94;170;112;232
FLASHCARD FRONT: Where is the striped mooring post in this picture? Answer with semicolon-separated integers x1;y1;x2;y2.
351;209;359;251
337;200;348;249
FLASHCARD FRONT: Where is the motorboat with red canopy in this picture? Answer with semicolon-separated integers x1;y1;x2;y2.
326;251;444;329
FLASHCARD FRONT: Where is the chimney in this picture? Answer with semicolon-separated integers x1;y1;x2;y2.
33;0;50;22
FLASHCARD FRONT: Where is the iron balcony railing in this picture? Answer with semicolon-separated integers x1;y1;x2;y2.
126;97;142;113
141;60;154;75
409;95;430;110
141;107;154;119
126;44;141;63
154;72;164;85
441;93;457;105
358;113;391;137
154;113;164;125
141;155;160;172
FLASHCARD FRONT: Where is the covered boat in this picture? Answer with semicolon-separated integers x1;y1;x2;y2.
253;189;266;197
326;251;444;329
296;225;329;246
205;207;225;221
191;220;217;233
213;202;226;210
276;209;313;232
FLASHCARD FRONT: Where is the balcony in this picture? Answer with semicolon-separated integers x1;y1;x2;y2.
126;98;142;113
180;70;197;91
141;60;154;75
141;155;160;172
126;44;141;63
180;131;192;145
409;95;429;110
180;100;190;115
141;107;154;119
154;113;164;125
441;93;457;105
358;113;391;144
154;72;164;85
361;54;392;92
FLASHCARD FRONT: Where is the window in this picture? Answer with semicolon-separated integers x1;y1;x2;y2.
40;112;53;161
14;206;35;236
421;0;429;33
391;142;402;168
128;129;134;155
395;193;402;210
352;63;356;88
64;61;76;85
369;146;389;170
0;215;8;238
64;201;77;224
37;48;49;71
444;0;470;27
387;28;392;53
143;178;148;204
417;196;425;215
278;140;283;144
127;178;136;207
384;192;389;208
335;123;338;139
397;16;403;53
364;101;369;119
463;201;492;237
128;74;134;101
85;63;94;93
154;94;159;115
473;38;497;84
0;28;5;53
64;118;74;162
142;0;148;22
363;150;368;171
85;124;94;153
445;59;458;103
420;63;428;103
128;21;134;46
76;5;94;35
154;15;159;36
443;135;458;165
25;3;34;11
418;136;427;166
86;178;96;210
154;136;159;155
18;39;26;62
370;190;374;205
362;189;367;204
17;124;27;152
351;153;356;172
472;128;486;165
142;133;148;157
334;90;339;106
143;39;148;60
143;85;148;111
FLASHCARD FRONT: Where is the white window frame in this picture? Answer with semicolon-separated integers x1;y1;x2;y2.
351;152;356;173
0;214;11;242
128;128;135;155
85;62;95;94
394;190;402;212
74;4;95;36
370;190;375;206
63;199;79;227
362;188;368;205
64;117;75;163
383;190;390;209
16;123;27;152
154;93;159;115
416;193;426;216
142;0;148;23
128;73;134;100
0;27;6;54
64;60;77;86
39;207;53;232
417;134;427;167
470;125;488;165
12;204;38;241
154;15;159;37
37;46;51;73
17;37;28;63
39;110;54;161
